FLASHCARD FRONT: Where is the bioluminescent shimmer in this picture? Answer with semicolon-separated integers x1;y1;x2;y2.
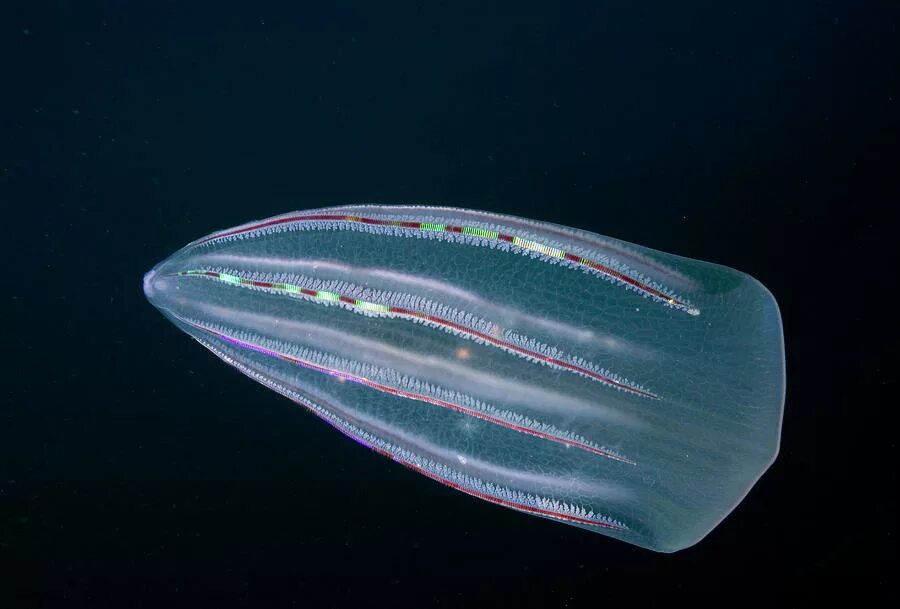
144;205;785;552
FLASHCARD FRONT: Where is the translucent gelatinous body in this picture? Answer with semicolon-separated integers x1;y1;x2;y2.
143;205;785;552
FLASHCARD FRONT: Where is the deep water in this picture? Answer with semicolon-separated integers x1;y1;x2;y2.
2;1;895;607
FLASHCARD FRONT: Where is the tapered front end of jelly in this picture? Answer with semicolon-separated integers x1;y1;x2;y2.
142;260;190;325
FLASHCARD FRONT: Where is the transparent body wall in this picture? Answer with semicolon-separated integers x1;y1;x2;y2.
144;205;785;552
